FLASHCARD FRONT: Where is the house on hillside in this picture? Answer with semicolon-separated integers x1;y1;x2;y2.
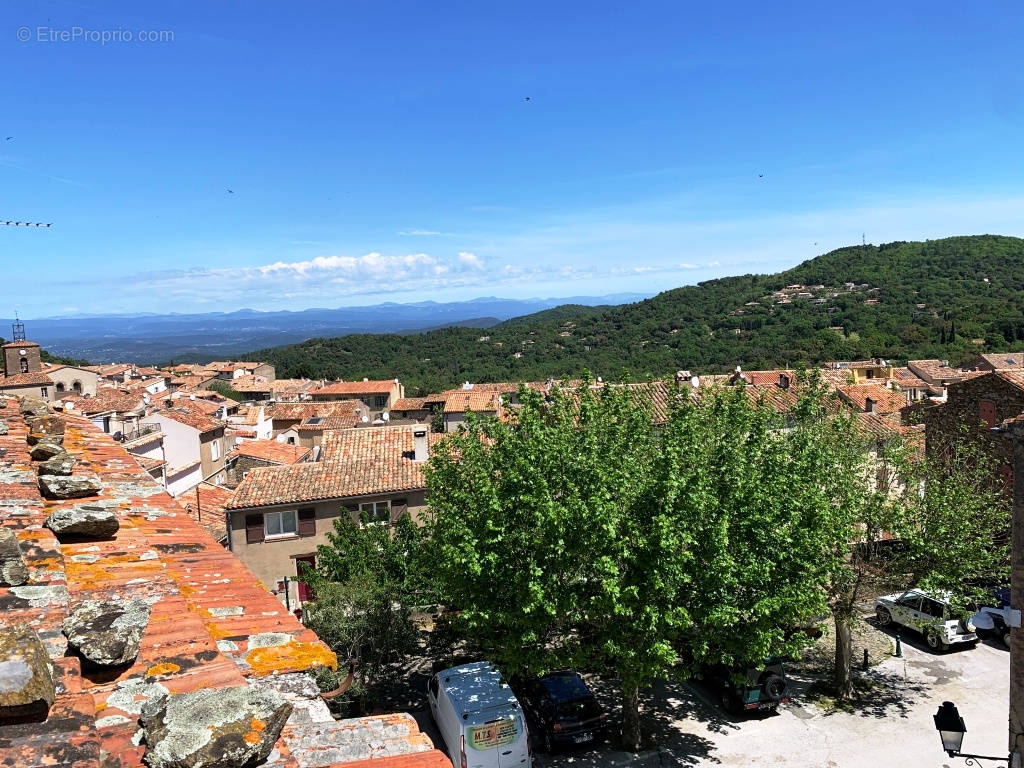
907;359;970;400
965;352;1024;373
923;370;1024;493
442;391;502;432
141;404;232;495
228;438;312;488
42;363;100;397
311;378;405;416
225;424;437;607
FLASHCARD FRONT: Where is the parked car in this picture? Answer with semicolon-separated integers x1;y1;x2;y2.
428;661;531;768
972;587;1012;648
511;671;607;753
875;589;977;651
700;659;791;715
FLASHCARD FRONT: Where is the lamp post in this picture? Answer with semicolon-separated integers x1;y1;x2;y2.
934;701;1009;767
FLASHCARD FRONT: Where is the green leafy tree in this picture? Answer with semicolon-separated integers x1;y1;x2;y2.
797;396;1011;697
427;379;668;748
304;511;431;711
426;379;842;749
207;379;246;402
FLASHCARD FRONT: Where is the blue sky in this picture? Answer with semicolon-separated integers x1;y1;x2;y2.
3;1;1024;317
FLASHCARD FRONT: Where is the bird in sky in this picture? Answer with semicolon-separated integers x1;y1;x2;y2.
226;189;234;194
4;137;12;141
758;173;763;178
524;97;531;101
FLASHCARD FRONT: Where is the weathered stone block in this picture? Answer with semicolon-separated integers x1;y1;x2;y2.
26;415;66;447
19;397;50;417
38;474;101;500
37;452;76;477
0;623;55;722
0;528;28;587
141;686;292;768
44;503;119;539
29;442;64;461
62;598;150;667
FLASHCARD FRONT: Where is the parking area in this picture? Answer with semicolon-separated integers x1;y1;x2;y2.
524;631;1008;768
403;616;1009;768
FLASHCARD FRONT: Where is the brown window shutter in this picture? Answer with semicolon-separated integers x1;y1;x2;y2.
245;514;265;544
298;507;316;537
392;498;408;517
343;504;359;521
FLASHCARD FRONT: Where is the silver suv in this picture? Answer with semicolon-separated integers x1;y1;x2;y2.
875;589;977;651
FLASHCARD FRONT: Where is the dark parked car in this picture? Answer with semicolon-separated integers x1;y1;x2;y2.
700;659;791;715
511;671;607;753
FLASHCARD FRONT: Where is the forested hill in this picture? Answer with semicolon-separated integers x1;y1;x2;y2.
251;235;1024;395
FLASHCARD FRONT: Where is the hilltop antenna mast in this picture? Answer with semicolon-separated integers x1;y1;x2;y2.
11;312;25;342
862;233;866;246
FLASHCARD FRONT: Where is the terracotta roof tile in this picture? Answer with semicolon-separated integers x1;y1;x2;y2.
974;352;1024;370
0;371;54;387
268;401;363;423
228;425;437;509
1;340;41;348
231;374;274;393
315;380;398;395
997;370;1024;392
74;388;145;415
233;440;312;465
391;397;428;411
835;383;907;414
0;398;384;768
442;392;501;414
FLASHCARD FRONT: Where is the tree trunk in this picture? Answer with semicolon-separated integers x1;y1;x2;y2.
834;612;853;699
621;680;642;752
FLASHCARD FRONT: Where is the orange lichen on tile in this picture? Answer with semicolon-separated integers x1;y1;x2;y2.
145;662;181;677
0;401;344;768
244;641;338;677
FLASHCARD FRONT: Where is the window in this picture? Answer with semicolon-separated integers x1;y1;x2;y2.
20;358;28;373
374;395;388;409
56;382;66;393
287;436;296;445
40;387;48;398
264;509;298;538
72;380;82;393
359;500;391;526
211;439;221;461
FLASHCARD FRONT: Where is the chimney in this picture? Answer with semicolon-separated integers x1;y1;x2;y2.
413;425;428;462
865;397;877;414
778;373;791;390
675;370;691;386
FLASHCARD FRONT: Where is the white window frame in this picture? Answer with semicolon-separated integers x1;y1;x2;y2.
264;509;298;539
359;500;391;526
211;438;221;461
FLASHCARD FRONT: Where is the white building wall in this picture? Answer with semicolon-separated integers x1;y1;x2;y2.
165;463;203;497
141;414;201;493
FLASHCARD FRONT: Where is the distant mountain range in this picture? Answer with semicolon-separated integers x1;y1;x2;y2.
10;294;648;364
251;235;1024;395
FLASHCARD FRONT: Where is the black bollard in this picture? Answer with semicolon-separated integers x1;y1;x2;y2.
895;631;903;658
862;648;869;671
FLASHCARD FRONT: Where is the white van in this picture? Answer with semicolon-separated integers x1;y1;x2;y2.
428;662;532;768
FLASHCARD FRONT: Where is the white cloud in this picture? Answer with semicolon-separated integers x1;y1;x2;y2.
458;251;484;269
398;229;444;236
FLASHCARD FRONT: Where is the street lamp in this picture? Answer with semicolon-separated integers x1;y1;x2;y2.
933;701;1008;766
